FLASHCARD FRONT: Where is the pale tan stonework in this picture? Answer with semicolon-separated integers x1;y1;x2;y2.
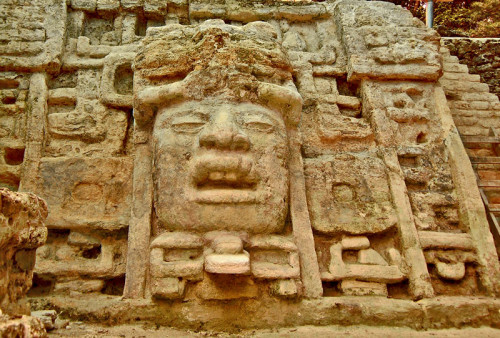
0;0;499;331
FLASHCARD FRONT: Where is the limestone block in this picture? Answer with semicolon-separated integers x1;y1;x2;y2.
31;310;57;331
45;101;129;157
71;0;97;12
270;279;298;298
121;0;144;10
121;15;139;44
35;236;127;279
47;109;105;142
76;36;112;58
34;157;132;230
246;235;298;252
151;277;186;299
418;231;474;251
250;251;300;280
195;274;258;300
463;92;499;103
341;236;370;250
442;63;469;73
211;235;243;254
150;247;203;280
53;279;105;293
385;248;403;267
340;280;388;297
305;153;397;235
150;232;203;249
435;262;466;281
205;252;251;275
48;88;77;105
189;0;327;23
311;102;373;149
243;235;300;279
408;192;459;231
362;81;441;147
144;0;167;15
97;0;120;11
67;232;100;249
0;1;65;72
335;1;441;81
323;263;405;284
358;249;388;266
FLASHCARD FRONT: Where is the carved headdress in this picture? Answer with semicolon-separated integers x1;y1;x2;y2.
133;20;302;128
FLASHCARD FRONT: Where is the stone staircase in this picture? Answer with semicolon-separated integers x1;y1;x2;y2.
439;43;500;256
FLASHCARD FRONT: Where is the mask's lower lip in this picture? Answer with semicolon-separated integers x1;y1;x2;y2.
187;189;269;204
196;180;256;190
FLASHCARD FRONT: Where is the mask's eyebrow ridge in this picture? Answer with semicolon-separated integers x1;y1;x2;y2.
158;107;208;128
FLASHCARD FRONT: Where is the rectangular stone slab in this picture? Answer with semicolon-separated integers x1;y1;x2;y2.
35;157;133;230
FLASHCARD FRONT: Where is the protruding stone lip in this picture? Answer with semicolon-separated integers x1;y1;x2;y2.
187;189;270;204
189;154;260;201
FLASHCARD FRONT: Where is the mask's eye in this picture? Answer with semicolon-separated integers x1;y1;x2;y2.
170;114;207;134
242;114;275;133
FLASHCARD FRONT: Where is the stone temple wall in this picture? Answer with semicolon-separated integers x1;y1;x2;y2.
443;38;500;98
439;43;500;137
0;0;499;330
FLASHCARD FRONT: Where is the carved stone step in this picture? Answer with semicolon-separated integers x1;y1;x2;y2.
470;156;500;164
462;136;500;145
477;180;500;188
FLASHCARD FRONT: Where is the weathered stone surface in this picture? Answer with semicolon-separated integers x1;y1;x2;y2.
0;0;65;72
443;38;500;98
0;188;47;316
31;309;57;330
340;280;388;297
0;314;47;337
0;0;499;331
35;157;133;230
305;152;397;235
335;0;441;81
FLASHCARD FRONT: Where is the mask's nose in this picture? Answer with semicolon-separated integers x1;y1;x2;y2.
198;111;250;151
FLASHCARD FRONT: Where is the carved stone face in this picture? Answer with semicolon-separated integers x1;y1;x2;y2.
152;97;289;234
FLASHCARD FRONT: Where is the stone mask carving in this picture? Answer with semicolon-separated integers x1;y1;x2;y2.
134;20;302;234
152;98;289;233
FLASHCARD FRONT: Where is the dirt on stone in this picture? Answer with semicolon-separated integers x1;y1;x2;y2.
49;323;500;338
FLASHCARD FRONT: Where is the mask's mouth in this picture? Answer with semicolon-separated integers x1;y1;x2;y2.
189;154;262;204
196;171;257;190
192;154;258;190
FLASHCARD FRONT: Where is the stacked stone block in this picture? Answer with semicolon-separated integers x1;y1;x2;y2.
439;44;500;137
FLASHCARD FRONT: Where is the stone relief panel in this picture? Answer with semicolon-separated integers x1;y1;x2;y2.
5;1;154;295
0;0;65;72
362;80;487;296
334;0;441;81
0;74;30;191
0;0;497;305
305;153;396;235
